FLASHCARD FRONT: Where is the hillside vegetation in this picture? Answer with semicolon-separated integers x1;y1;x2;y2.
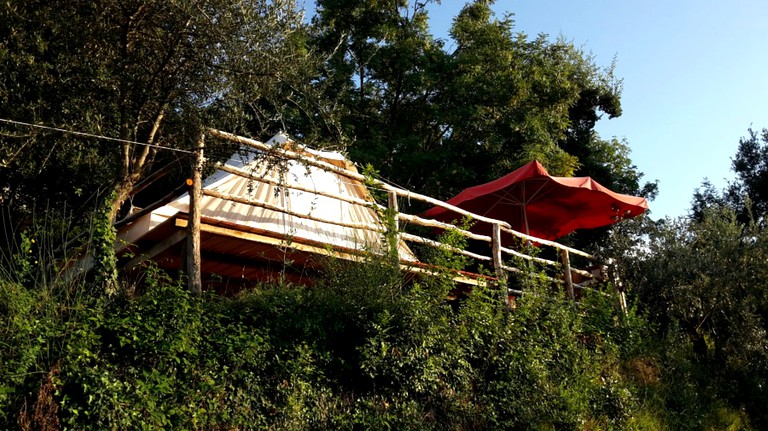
2;205;768;430
2;0;768;429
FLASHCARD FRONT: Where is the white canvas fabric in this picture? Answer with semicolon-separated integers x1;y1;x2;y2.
120;134;417;262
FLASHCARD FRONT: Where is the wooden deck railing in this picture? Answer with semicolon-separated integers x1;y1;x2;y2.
204;129;624;309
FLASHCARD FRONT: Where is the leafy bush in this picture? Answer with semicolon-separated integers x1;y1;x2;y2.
623;207;768;429
58;270;273;430
1;214;717;430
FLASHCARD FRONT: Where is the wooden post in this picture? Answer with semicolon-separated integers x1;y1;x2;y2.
492;223;508;305
387;190;400;261
560;249;574;300
186;133;204;294
387;190;399;230
607;258;628;315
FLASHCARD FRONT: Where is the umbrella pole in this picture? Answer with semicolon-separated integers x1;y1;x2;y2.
522;206;530;235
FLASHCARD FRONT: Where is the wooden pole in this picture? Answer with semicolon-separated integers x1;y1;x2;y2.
492;223;508;306
400;233;492;262
388;190;399;230
387;190;400;260
186;133;204;294
607;258;628;315
560;249;574;300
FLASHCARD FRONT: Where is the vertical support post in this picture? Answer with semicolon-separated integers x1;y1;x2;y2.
492;223;508;306
607;258;628;315
560;249;574;300
387;190;400;265
387;190;399;230
386;190;400;261
186;133;204;294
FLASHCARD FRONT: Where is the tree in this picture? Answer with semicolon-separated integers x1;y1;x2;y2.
0;0;317;222
690;127;768;223
625;207;768;426
306;0;653;209
729;127;768;220
311;0;449;192
690;179;728;221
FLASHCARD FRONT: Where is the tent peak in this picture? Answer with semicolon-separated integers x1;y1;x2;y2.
266;132;292;147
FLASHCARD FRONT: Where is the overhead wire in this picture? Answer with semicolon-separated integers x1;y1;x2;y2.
0;117;396;194
0;117;358;177
0;117;195;155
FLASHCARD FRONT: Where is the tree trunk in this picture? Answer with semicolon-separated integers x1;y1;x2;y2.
108;178;136;223
681;320;709;361
108;178;133;223
108;107;166;223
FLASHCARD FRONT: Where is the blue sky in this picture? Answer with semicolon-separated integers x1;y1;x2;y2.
427;1;768;219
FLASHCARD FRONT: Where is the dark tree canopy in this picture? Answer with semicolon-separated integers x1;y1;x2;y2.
0;0;317;221
307;0;653;207
2;0;654;244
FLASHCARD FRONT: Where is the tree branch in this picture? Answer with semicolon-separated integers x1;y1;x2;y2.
132;104;166;177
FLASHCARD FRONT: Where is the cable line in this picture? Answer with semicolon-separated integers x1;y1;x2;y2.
0;117;195;154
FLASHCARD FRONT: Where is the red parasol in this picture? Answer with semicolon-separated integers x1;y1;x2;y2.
423;160;649;241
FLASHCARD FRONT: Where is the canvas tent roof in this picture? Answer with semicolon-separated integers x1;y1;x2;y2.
117;134;416;286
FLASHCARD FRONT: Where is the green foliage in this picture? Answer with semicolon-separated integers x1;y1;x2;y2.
0;0;321;223
1;202;83;288
692;126;768;225
307;0;652;209
60;271;273;430
625;207;768;428
729;127;768;220
0;279;56;423
92;193;118;294
1;228;657;429
9;231;36;285
0;261;98;427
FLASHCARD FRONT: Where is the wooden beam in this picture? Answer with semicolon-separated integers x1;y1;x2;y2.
113;182;187;229
208;129;369;182
388;190;399;230
499;225;596;260
174;218;365;263
387;190;400;259
607;258;628;315
403;264;490;287
400;232;492;262
499;244;558;267
396;213;492;242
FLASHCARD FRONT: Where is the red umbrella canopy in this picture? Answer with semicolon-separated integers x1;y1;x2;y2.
423;160;649;241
